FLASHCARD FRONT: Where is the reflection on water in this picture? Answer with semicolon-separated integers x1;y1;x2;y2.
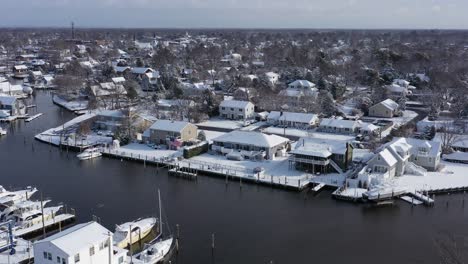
0;92;468;264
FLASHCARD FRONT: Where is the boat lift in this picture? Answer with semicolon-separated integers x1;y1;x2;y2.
0;221;15;255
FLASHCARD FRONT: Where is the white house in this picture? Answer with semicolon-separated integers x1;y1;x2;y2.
212;131;289;160
280;80;318;97
318;118;360;134
355;137;441;188
368;99;399;118
33;221;128;264
265;72;280;85
219;100;255;120
267;111;319;129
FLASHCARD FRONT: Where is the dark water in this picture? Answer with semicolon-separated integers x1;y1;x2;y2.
1;92;468;264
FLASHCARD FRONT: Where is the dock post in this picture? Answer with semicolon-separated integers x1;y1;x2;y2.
176;224;180;252
211;233;215;254
240;176;242;189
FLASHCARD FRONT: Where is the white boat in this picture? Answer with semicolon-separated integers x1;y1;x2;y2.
77;147;102;160
0;127;6;136
0;186;37;206
128;190;173;264
131;237;173;264
9;205;62;228
0;199;50;221
114;217;157;249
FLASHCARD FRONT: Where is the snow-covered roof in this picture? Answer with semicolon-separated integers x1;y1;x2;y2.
0;95;16;105
150;120;194;132
35;222;110;255
378;99;399;111
320;118;357;129
14;65;28;70
386;84;407;93
112;77;126;84
288;80;315;88
220;100;253;109
291;137;347;157
132;67;154;74
267;111;318;124
0;82;23;93
377;149;398;167
113;66;131;73
213;131;289;148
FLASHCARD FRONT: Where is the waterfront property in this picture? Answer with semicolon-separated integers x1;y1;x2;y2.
0;95;20;116
289;137;353;174
354;137;442;188
145;120;198;148
219;100;255;120
211;130;289;160
34;221;127;264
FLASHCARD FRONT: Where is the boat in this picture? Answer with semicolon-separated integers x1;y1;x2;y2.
0;127;6;136
0;186;37;206
8;205;63;227
129;190;174;264
77;147;102;160
0;199;50;221
114;217;157;249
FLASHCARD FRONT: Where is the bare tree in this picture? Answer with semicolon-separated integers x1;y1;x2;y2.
439;122;459;154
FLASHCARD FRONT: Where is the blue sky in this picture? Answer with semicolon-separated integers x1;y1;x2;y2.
0;0;466;29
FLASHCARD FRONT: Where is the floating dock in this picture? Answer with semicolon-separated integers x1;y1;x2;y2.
25;113;43;122
13;213;76;239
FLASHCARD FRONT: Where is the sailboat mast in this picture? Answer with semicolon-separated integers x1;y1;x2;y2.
158;189;162;236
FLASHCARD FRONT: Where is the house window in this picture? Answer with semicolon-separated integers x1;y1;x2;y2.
119;256;124;264
44;252;48;259
221;107;225;110
48;253;52;260
231;108;234;111
63;258;67;264
74;253;80;263
239;109;242;112
57;256;61;263
90;246;95;256
104;238;110;248
99;242;104;250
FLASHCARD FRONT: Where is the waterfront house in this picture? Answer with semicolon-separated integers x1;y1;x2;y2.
289;137;353;174
0;95;19;116
211;131;289;160
368;99;399;118
33;221;127;264
90;82;127;99
355;137;441;187
13;65;28;79
265;72;280;85
219;100;255;120
267;111;319;129
95;110;125;132
147;120;198;148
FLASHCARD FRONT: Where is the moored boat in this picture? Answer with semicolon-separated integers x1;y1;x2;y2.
77;147;102;160
114;217;157;249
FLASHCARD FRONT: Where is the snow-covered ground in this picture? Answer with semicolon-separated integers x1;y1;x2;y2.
396;161;468;192
103;143;181;160
53;96;88;112
364;110;418;128
35;112;112;147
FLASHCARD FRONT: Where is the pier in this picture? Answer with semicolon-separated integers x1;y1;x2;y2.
25;113;43;122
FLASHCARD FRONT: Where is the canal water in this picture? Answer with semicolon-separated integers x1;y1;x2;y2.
1;91;468;264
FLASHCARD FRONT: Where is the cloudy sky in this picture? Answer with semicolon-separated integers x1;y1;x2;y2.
0;0;466;29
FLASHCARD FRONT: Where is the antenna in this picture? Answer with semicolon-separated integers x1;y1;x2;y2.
71;21;75;39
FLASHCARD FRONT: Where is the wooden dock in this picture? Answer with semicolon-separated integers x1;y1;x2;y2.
13;213;76;239
25;113;43;122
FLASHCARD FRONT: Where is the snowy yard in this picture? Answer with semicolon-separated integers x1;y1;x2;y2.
396;161;468;192
104;143;181;160
53;96;88;111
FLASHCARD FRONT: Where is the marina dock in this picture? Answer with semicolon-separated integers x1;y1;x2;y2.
13;213;76;239
25;113;43;122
